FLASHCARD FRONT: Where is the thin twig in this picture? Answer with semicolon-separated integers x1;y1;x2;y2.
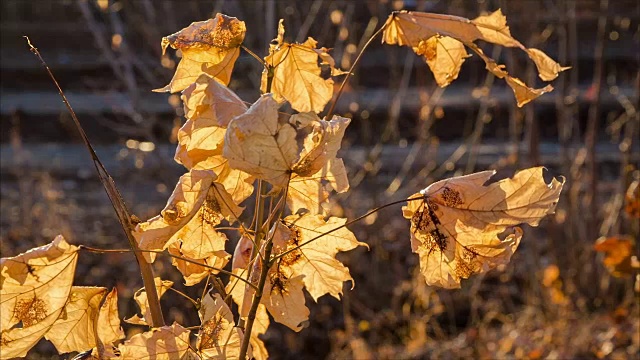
25;37;165;328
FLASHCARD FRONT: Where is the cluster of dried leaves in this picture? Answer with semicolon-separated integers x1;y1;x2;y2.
2;9;568;359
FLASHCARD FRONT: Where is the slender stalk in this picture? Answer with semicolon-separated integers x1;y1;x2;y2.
275;196;423;260
238;234;274;360
79;246;257;290
25;38;165;327
325;23;387;120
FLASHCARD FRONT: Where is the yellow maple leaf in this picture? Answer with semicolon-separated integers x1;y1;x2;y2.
196;293;247;359
383;9;569;105
167;242;230;286
224;95;351;214
44;286;107;354
133;169;242;265
270;214;367;301
225;269;270;360
156;13;246;92
261;20;343;113
0;236;78;358
176;74;254;203
415;35;469;87
402;167;564;288
118;323;191;359
125;278;173;326
96;288;125;354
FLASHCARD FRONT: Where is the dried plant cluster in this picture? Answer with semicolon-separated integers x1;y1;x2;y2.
1;9;572;360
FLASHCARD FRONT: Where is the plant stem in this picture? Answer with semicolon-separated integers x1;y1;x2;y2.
79;246;257;290
25;37;165;327
325;23;386;120
275;196;423;260
238;238;274;360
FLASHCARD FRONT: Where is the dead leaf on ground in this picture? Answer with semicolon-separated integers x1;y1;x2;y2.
402;167;564;288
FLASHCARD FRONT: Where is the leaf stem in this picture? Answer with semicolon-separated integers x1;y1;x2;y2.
25;37;165;327
325;23;387;120
78;245;257;290
241;45;266;66
275;196;424;260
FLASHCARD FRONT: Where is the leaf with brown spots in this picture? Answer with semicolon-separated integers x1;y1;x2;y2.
118;323;191;359
196;293;246;359
270;214;367;301
156;13;246;92
0;236;78;358
402;167;564;288
133;170;242;266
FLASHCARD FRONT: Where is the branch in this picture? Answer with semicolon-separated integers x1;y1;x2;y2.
25;37;165;328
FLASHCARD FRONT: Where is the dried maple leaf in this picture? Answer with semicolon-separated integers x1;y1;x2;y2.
261;20;344;113
383;9;569;106
270;214;367;301
196;293;246;359
402;167;564;288
415;35;469;87
594;236;639;278
0;236;78;358
224;95;351;213
167;242;230;286
118;323;191;359
225;269;270;360
125;278;173;326
133;169;242;265
176;74;254;203
96;288;125;352
156;13;246;92
44;286;107;354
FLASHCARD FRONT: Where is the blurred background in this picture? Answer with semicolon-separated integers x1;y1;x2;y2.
1;0;638;358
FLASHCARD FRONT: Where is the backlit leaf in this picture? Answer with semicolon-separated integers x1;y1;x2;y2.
167;242;230;286
270;214;367;301
225;269;270;360
118;323;190;359
0;236;78;358
125;278;173;326
415;35;468;87
156;13;246;92
224;96;350;213
45;286;106;354
402;167;564;288
196;293;246;359
261;20;343;113
176;74;254;203
383;9;569;106
96;288;125;349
